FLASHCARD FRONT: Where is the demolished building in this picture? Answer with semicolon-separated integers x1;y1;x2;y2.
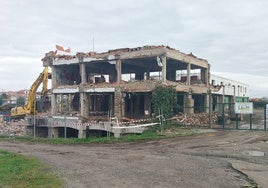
26;45;249;138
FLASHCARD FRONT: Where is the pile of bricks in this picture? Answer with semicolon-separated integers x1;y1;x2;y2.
0;120;26;136
171;112;219;127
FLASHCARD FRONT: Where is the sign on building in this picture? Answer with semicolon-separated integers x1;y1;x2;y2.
235;102;253;114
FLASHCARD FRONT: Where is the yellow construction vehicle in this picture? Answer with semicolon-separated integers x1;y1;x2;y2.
11;67;50;119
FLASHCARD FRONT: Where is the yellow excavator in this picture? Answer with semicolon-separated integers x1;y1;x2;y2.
11;67;50;119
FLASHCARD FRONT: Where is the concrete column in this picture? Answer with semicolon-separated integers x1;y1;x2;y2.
205;93;209;113
187;63;191;85
51;66;57;88
206;65;210;86
113;129;121;138
184;92;194;114
59;94;63;113
114;90;120;118
116;60;122;83
51;93;56;115
161;56;167;83
221;86;225;103
80;63;86;84
80;93;84;117
48;127;59;138
84;93;89;118
201;68;205;84
80;93;89;117
114;88;124;119
201;67;209;86
68;94;72;113
78;129;85;138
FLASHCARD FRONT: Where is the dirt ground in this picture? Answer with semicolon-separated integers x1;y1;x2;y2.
0;130;268;188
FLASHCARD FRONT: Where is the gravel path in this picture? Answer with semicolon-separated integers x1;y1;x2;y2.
1;130;268;188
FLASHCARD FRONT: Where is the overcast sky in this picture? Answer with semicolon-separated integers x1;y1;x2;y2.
1;0;268;97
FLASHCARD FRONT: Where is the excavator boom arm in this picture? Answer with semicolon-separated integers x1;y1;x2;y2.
25;67;49;113
11;67;49;118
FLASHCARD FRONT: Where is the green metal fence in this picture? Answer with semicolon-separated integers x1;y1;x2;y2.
213;103;267;131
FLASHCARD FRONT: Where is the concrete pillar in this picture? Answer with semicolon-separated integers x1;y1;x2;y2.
201;67;209;86
80;93;84;117
59;94;63;113
78;129;85;138
80;93;89;117
187;63;191;85
84;93;89;117
68;94;72;113
51;93;56;115
51;66;57;88
114;88;124;119
80;63;86;84
161;56;167;83
221;86;225;103
113;129;121;138
184;92;194;114
201;68;205;84
116;60;122;83
205;93;209;113
206;65;210;86
48;127;59;138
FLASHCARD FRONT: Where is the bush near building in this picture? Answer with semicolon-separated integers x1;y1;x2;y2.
152;86;177;118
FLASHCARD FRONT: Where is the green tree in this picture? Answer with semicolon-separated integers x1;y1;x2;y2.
0;97;2;106
0;93;8;99
152;86;177;118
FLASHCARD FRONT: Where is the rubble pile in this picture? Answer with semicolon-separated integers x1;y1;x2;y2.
0;120;26;136
171;112;219;127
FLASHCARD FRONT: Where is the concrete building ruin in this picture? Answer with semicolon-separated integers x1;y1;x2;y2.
26;45;249;138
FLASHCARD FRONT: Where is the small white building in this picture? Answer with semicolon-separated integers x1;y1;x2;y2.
210;74;249;102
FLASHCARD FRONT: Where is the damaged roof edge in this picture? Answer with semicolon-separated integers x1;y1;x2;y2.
42;45;208;66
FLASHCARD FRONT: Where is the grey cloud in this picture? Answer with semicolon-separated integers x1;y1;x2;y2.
1;0;268;96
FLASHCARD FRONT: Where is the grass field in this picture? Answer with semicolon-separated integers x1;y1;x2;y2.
0;150;62;188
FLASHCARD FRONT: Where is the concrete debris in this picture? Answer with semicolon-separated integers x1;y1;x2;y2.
171;112;219;126
42;45;207;62
0;120;26;136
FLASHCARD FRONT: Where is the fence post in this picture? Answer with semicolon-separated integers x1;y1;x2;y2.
236;114;238;129
265;104;267;131
208;90;212;129
64;113;67;139
222;104;225;129
249;114;252;130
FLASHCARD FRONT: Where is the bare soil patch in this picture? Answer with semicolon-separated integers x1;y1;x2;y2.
1;130;268;188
